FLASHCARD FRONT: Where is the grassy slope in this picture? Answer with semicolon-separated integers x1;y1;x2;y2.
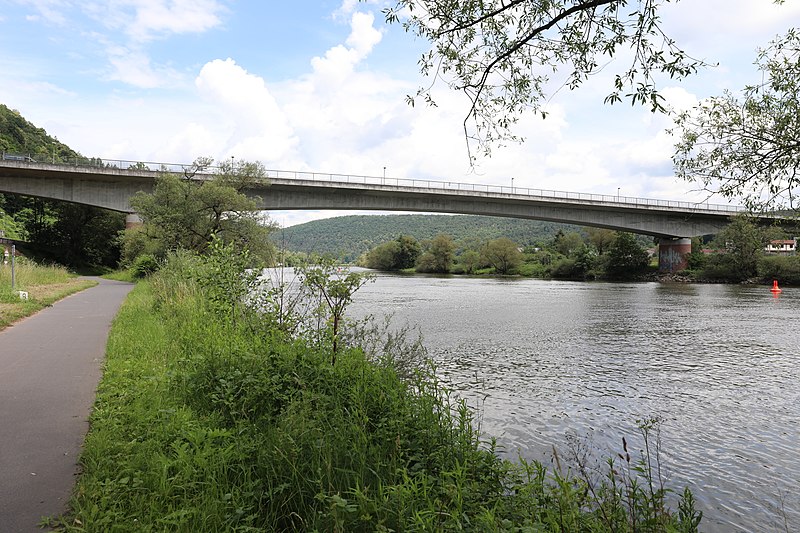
0;261;96;329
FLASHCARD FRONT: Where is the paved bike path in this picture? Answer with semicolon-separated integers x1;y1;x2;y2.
0;278;133;532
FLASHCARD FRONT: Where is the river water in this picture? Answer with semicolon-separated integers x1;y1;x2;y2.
347;275;800;532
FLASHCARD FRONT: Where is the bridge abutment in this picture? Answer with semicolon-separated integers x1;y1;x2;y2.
658;238;692;272
125;213;142;228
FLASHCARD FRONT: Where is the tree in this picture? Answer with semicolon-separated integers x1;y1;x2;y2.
553;231;585;257
673;29;800;212
457;249;482;274
395;235;421;269
194;235;260;326
48;203;125;267
480;237;522;274
364;235;421;271
606;232;649;277
299;258;375;363
709;215;764;281
364;240;401;270
587;227;616;255
2;197;124;267
124;157;276;264
384;0;706;157
416;233;455;273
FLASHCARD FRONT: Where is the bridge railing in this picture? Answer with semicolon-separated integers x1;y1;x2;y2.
262;169;745;214
1;152;745;213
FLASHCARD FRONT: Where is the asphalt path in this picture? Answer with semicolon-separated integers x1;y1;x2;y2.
0;278;133;532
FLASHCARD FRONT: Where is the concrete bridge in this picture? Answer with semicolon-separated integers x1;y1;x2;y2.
0;157;756;271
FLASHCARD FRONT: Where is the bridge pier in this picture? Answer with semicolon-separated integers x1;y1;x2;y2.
658;238;692;272
125;213;142;228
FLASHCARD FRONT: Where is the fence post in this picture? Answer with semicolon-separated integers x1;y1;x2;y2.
11;244;16;290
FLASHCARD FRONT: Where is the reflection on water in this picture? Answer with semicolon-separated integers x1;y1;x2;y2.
348;276;800;533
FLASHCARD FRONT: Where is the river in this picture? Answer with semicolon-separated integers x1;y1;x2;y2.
347;275;800;532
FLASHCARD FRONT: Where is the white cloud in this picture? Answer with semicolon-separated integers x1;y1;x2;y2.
70;0;225;90
195;58;298;162
310;12;383;83
335;0;380;20
130;0;224;41
106;46;180;88
162;122;220;162
83;0;226;42
660;86;699;115
346;11;383;55
662;0;800;44
17;0;69;25
335;0;359;17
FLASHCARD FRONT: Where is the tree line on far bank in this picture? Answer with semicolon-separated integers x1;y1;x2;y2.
354;216;800;284
358;229;651;280
686;215;800;284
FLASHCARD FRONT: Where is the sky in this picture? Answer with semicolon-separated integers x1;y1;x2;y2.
0;0;798;227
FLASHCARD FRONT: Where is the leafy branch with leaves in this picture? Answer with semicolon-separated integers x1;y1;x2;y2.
673;29;800;213
382;0;705;158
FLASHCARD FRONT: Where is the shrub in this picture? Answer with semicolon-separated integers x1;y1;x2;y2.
758;255;800;285
131;254;159;278
550;257;578;278
700;254;741;281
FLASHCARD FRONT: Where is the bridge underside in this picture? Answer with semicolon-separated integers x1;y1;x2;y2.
256;180;729;239
0;166;151;213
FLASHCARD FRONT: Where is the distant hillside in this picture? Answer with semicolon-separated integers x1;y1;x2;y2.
0;104;80;160
273;214;584;261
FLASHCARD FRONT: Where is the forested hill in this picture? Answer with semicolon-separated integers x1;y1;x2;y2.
0;104;79;160
273;214;582;261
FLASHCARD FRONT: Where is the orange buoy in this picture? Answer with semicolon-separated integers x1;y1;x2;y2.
770;279;782;293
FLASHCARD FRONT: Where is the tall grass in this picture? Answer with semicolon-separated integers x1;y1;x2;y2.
0;257;94;328
56;250;701;532
0;257;75;289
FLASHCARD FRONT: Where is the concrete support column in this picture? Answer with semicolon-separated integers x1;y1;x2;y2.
125;213;142;229
658;237;692;272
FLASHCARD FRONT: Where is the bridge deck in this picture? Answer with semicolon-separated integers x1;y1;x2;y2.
0;158;778;239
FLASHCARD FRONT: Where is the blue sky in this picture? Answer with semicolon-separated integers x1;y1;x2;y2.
1;1;798;226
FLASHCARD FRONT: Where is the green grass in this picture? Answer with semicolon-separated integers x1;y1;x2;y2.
0;259;96;329
56;254;702;532
101;268;138;283
0;258;74;287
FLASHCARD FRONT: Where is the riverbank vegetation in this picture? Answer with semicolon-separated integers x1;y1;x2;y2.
0;257;95;329
121;157;277;268
359;229;653;280
355;215;800;285
684;215;800;284
57;244;701;531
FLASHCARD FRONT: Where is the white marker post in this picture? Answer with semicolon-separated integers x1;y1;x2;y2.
11;244;15;290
